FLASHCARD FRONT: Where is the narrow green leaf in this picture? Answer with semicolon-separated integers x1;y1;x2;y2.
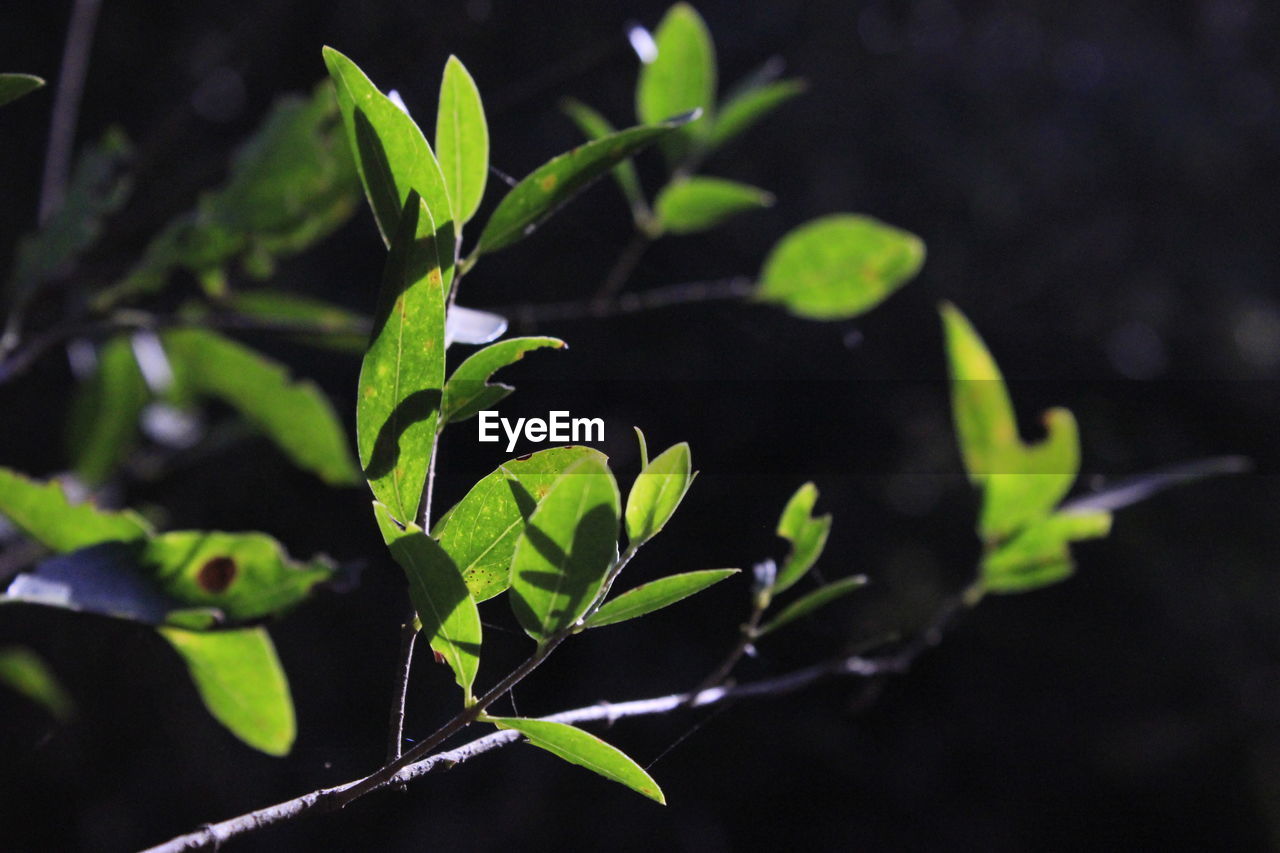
981;510;1111;593
654;176;772;235
560;98;646;215
633;426;650;469
759;575;867;636
0;467;152;552
0;646;73;720
66;335;148;486
436;56;489;227
161;328;360;487
509;457;620;640
221;290;372;353
374;503;481;699
584;568;737;629
757;214;924;320
434;447;609;602
489;716;665;804
0;74;44;108
355;192;447;524
636;3;716;166
474;115;695;255
159;626;295;756
442;336;566;424
710;78;805;151
773;482;832;595
625;442;693;544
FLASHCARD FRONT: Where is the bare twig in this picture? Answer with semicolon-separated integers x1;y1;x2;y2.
593;231;651;304
39;0;103;225
502;276;755;328
384;616;418;767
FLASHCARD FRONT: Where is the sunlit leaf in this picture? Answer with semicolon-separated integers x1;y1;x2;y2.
374;503;481;699
757;214;924;320
0;73;44;108
489;716;665;803
509;457;620;640
624;442;693;544
436;55;489;227
654;176;772;235
635;3;715;166
759;575;866;635
0;646;72;720
981;510;1111;594
159;626;295;756
710;78;805;151
584;568;737;629
66;335;148;485
0;467;152;552
561;98;646;216
772;482;831;595
442;336;566;423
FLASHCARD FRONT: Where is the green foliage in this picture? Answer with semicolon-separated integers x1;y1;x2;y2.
65;335;148;485
0;646;73;720
0;466;153;551
624;438;693;545
489;716;665;803
759;575;867;636
0;73;44;108
709;77;806;151
560;98;648;220
219;290;371;353
436;56;489;227
654;176;772;235
442;336;566;424
636;3;716;166
584;568;737;629
773;482;831;595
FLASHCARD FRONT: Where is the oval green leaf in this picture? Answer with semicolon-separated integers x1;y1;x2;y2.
584;568;737;629
759;574;867;636
442;336;567;424
624;441;693;544
0;73;44;108
654;176;772;235
0;467;152;552
436;56;489;227
636;3;716;166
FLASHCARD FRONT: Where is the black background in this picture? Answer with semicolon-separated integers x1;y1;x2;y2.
3;1;1280;850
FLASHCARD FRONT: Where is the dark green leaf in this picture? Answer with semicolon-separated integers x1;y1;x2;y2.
757;214;925;320
773;482;831;595
0;467;152;552
159;626;295;756
221;290;371;353
436;56;489;227
584;568;737;629
710;78;805;151
442;336;566;423
759;575;866;635
561;98;646;216
509;457;620;640
66;335;148;486
624;442;693;544
0;73;44;108
374;503;481;699
0;646;72;720
981;510;1111;593
654;176;772;235
488;716;665;803
635;3;715;166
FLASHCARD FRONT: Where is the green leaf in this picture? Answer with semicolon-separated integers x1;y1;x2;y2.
373;503;481;699
322;47;454;273
584;568;737;629
757;214;925;320
0;73;44;108
759;575;867;636
635;3;716;166
0;646;73;720
981;510;1112;594
161;328;360;487
509;457;620;640
221;290;371;353
474;115;695;255
159;626;295;756
560;98;647;217
66;335;148;486
710;78;805;151
436;56;489;227
773;482;832;595
488;716;665;803
355;192;447;525
0;467;152;552
442;337;566;424
434;447;609;602
625;442;693;544
654;176;772;235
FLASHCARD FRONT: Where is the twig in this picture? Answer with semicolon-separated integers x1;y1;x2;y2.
593;231;651;304
39;0;103;225
384;616;418;767
502;276;755;328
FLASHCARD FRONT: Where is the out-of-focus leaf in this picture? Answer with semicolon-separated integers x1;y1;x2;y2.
624;442;692;544
0;74;44;108
442;336;566;423
445;305;508;348
4;542;182;624
635;3;715;166
474;115;695;255
509;457;620;641
373;503;480;699
435;447;608;602
436;56;488;227
654;176;772;235
221;290;371;353
66;335;148;485
0;646;72;720
489;716;665;804
772;482;831;595
161;328;360;486
355;193;446;525
981;510;1111;593
584;568;737;629
709;78;805;151
757;214;924;320
560;98;646;216
159;626;295;756
759;575;867;635
0;467;152;552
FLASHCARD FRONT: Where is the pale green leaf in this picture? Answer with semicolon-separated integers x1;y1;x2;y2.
0;74;44;108
759;575;866;635
636;3;716;166
442;336;566;424
560;98;646;216
66;335;148;486
0;467;152;552
221;290;371;353
436;55;489;226
584;568;737;629
0;646;72;720
981;510;1111;593
654;176;772;235
624;442;693;544
773;482;831;595
710;78;805;151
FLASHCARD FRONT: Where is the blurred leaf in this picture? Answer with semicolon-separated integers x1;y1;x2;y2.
773;482;831;595
0;467;152;552
981;510;1111;594
161;328;360;486
374;503;481;699
489;716;665;803
0;73;43;108
159;626;295;756
436;55;489;227
0;646;72;720
355;193;446;525
757;214;924;320
510;457;620;641
584;568;737;629
4;542;182;624
624;442;692;544
221;290;371;353
710;78;805;151
759;575;866;636
560;98;646;216
474;115;695;255
635;3;715;166
66;335;148;486
442;337;566;423
434;447;609;602
654;176;772;235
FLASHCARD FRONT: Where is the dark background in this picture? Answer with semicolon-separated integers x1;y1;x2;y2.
2;0;1279;850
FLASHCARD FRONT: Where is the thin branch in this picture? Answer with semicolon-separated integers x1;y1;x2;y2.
384;616;418;767
502;276;755;328
593;231;651;304
39;0;103;225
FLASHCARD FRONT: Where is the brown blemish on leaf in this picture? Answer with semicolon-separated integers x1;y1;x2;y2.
432;649;448;665
196;556;238;594
429;269;443;286
538;174;558;192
